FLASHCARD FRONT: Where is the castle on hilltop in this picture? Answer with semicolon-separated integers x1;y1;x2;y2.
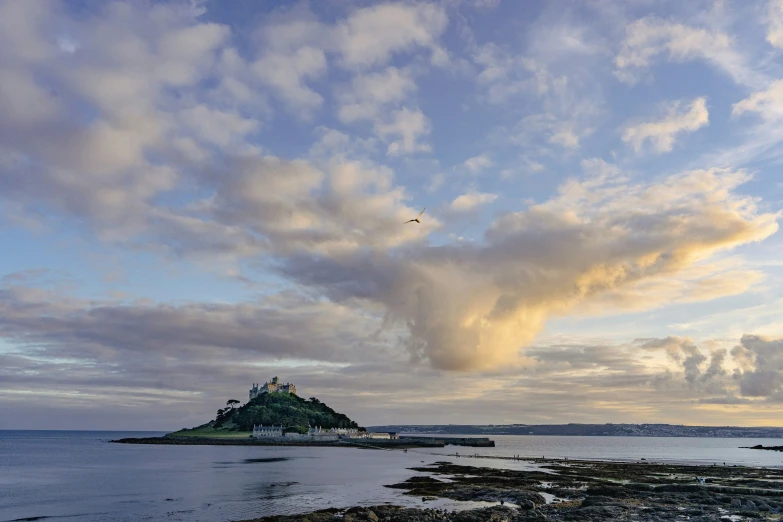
249;376;296;400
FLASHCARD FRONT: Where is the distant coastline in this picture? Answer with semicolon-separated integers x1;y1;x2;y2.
368;423;783;438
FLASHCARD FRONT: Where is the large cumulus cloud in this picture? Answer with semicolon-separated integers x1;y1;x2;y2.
282;168;777;370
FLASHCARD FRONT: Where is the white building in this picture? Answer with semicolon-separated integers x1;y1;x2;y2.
330;427;361;437
252;424;282;438
285;428;339;441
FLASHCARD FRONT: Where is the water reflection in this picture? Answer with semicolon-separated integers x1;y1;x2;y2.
2;431;783;522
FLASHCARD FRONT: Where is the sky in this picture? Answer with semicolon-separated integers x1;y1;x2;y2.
2;0;783;430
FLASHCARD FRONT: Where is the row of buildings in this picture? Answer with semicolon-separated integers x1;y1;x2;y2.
252;424;397;440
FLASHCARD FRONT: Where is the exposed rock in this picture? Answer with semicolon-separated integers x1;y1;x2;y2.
563;505;628;521
451;506;515;521
241;458;783;522
578;496;616;507
583;485;629;498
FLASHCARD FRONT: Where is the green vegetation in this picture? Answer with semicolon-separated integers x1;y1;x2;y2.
167;425;252;438
228;393;362;432
166;393;363;438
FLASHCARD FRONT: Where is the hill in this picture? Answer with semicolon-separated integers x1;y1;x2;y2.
167;393;362;437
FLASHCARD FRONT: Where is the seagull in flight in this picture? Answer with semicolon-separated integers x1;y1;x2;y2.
404;208;425;224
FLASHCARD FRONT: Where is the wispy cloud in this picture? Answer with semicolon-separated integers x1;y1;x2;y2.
733;79;783;119
464;154;493;173
449;191;498;211
623;97;709;153
765;0;783;48
614;15;764;88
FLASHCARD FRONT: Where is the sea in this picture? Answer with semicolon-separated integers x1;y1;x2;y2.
2;431;783;522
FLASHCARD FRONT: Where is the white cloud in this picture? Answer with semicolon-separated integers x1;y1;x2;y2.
336;3;449;69
470;0;502;10
335;66;426;153
549;126;581;149
177;105;259;148
246;2;448;117
526;159;545;172
450;191;498;211
428;173;445;192
0;0;234;235
471;13;606;156
622;97;709;154
614;16;759;87
516;114;594;150
766;0;783;48
0;0;439;255
500;159;544;180
464;154;493;173
376;107;432;155
473;43;545;104
252;46;327;116
337;66;417;123
732;79;783;119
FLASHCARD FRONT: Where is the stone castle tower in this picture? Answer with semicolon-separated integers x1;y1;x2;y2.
249;376;297;400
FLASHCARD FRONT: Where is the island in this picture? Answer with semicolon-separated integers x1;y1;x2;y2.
112;376;493;448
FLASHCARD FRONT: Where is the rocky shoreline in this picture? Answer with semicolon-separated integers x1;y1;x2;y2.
241;457;783;521
744;445;783;452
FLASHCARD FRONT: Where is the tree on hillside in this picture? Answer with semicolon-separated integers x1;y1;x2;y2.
226;399;240;409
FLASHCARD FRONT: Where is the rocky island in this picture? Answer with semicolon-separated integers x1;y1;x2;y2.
243;457;783;521
111;377;491;449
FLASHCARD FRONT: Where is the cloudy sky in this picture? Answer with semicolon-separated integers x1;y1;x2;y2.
2;0;783;430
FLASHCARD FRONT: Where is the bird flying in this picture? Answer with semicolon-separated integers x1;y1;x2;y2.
404;208;425;224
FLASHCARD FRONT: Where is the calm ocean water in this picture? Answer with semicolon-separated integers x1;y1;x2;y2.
2;431;783;522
